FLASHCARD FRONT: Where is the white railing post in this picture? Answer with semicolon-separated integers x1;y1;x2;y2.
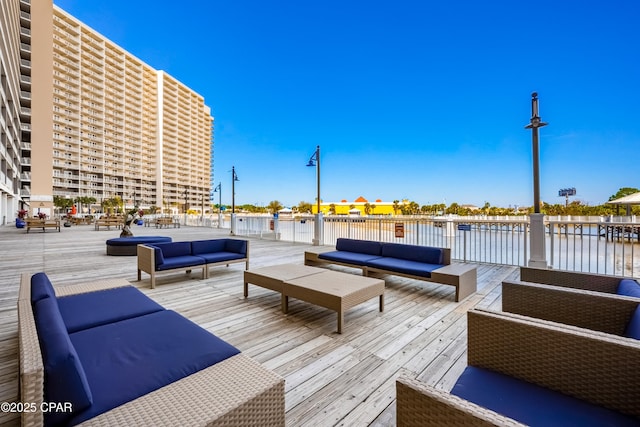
313;212;323;246
528;213;548;268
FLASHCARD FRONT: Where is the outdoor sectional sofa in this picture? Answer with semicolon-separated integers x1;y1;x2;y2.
137;238;249;288
18;272;284;427
396;309;640;426
305;238;477;301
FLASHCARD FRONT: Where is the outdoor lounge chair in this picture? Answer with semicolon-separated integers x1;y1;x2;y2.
502;279;640;338
519;266;640;297
396;309;640;426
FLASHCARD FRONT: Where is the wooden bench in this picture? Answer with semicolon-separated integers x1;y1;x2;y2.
26;219;60;233
155;217;180;228
94;217;122;230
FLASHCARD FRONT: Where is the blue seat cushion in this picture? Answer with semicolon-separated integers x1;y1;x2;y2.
33;297;93;426
191;239;227;254
57;286;165;333
196;251;246;264
319;250;382;266
154;241;192;258
617;279;640;298
156;255;206;271
451;366;639;426
224;238;248;255
381;243;444;265
31;272;56;304
335;238;382;256
68;310;240;425
365;257;442;278
624;306;640;339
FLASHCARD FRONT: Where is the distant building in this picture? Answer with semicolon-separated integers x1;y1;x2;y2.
311;196;399;216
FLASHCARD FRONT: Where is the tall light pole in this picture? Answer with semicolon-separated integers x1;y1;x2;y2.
213;182;222;228
307;146;323;245
525;92;548;268
307;145;320;214
183;187;188;226
230;167;239;235
231;166;239;213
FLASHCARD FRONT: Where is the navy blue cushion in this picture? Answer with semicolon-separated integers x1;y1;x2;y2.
196;251;245;264
154;241;192;258
31;272;56;304
451;366;639;426
335;238;382;256
624;306;640;339
319;250;382;266
33;297;93;426
150;245;165;267
57;286;165;333
68;310;240;425
365;257;442;278
381;243;444;265
224;239;248;255
191;239;226;254
156;255;206;271
617;279;640;298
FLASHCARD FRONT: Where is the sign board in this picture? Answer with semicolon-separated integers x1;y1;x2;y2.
269;220;274;231
458;224;471;231
558;188;576;197
395;223;405;238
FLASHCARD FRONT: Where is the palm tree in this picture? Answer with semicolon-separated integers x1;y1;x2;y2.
392;200;400;215
267;200;283;214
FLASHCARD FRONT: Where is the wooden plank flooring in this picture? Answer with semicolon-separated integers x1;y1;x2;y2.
0;224;517;426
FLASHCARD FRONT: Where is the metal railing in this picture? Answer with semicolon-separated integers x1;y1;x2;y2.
181;214;640;278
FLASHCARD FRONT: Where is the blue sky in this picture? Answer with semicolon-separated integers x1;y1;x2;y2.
53;0;640;209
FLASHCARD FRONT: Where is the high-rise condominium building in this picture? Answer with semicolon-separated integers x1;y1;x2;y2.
0;0;213;221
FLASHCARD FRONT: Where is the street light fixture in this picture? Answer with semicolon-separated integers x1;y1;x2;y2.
525;92;548;268
306;145;320;214
231;166;239;214
213;182;222;229
307;146;323;245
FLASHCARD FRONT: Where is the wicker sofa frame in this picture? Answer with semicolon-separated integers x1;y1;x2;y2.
396;309;640;426
502;279;640;336
18;273;284;427
519;266;629;294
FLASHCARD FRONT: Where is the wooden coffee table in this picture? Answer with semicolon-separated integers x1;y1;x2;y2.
244;264;385;333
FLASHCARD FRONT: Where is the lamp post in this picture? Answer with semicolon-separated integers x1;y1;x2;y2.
183;188;188;226
525;92;548;268
213;182;222;228
230;167;239;235
307;145;323;245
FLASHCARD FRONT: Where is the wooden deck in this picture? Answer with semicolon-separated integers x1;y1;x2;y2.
0;224;517;426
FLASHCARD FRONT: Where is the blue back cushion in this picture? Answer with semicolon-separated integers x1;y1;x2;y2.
381;243;444;265
57;286;165;333
617;279;640;298
68;310;240;425
154;241;192;258
336;238;382;256
452;366;639;426
33;297;93;426
224;239;247;255
31;272;56;304
191;239;226;254
624;306;640;339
